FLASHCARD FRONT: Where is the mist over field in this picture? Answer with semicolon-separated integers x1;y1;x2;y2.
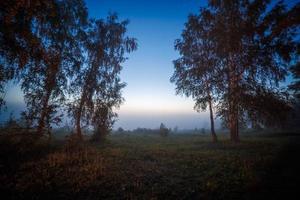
1;100;218;130
1;83;221;130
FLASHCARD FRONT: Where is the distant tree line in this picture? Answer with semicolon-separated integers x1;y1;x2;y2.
113;125;216;136
0;0;137;141
171;0;300;142
114;123;171;136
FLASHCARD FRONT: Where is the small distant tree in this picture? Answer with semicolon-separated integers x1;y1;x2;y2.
159;123;169;137
117;127;125;133
173;126;178;133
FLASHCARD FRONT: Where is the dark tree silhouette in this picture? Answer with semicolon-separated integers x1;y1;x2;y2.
289;63;300;98
0;0;48;111
213;0;299;142
70;15;137;140
171;13;220;142
287;45;300;130
0;1;87;113
21;0;88;135
159;123;169;137
289;44;300;99
0;0;88;134
173;0;300;142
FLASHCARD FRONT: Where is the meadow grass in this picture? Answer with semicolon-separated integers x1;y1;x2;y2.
0;132;299;199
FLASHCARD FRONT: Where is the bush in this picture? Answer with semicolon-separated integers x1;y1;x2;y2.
159;123;169;137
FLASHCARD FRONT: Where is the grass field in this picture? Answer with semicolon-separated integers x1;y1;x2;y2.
0;132;300;199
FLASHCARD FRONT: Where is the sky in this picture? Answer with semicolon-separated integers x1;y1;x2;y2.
1;0;298;130
85;0;211;130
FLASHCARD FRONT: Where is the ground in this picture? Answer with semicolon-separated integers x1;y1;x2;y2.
0;132;300;199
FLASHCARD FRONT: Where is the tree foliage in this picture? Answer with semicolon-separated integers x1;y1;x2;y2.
172;0;300;142
0;1;136;138
289;44;300;99
70;15;137;140
171;10;220;142
0;0;88;133
0;1;87;111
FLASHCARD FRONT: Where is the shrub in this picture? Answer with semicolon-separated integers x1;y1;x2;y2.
159;123;169;137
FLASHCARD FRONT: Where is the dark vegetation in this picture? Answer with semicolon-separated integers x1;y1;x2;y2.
0;131;300;199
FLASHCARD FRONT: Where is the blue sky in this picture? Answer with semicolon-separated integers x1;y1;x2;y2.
1;0;298;130
85;0;210;129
